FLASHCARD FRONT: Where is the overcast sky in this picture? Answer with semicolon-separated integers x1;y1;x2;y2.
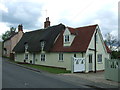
0;0;119;41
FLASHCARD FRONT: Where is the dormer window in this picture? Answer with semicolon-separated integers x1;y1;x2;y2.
40;41;45;50
64;35;69;43
24;43;28;51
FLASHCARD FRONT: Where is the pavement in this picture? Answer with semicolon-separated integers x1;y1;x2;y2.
4;58;120;88
62;71;120;87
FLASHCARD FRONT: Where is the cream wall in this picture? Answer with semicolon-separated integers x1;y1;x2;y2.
3;40;11;57
15;52;85;70
85;27;110;72
3;31;23;57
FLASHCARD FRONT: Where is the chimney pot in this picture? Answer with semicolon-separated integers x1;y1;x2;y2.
44;17;50;28
18;24;23;32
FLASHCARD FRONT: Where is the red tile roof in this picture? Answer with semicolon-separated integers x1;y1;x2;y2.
51;24;111;53
104;43;112;53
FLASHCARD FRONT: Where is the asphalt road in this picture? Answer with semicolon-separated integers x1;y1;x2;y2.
2;58;117;89
2;58;84;88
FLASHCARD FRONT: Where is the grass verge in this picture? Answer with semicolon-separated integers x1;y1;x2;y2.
9;60;71;74
23;64;71;74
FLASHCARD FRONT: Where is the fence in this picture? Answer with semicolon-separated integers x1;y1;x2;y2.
105;58;120;82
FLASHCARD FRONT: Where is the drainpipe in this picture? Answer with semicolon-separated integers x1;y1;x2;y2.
94;30;97;73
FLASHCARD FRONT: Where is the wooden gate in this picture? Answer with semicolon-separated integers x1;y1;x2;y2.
73;57;85;72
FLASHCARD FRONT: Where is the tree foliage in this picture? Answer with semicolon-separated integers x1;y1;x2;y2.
104;33;120;59
2;27;16;41
104;33;118;51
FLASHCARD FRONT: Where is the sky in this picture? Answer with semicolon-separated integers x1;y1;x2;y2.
0;0;119;41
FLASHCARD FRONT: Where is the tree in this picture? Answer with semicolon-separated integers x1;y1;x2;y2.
2;27;16;41
104;33;120;59
104;33;117;51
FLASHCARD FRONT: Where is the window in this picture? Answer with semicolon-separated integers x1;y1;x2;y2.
41;54;45;61
64;35;69;42
89;54;92;63
74;54;76;57
97;54;102;63
25;53;28;59
41;41;45;48
59;53;63;61
25;43;28;51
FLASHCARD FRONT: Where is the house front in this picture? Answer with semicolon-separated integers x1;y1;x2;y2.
13;18;111;73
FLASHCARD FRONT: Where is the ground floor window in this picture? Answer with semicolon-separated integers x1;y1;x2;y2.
25;53;28;59
59;53;63;61
97;54;102;63
89;54;92;63
41;54;45;61
74;54;76;57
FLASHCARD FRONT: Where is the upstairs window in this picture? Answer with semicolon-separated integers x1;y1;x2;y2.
41;41;45;48
64;35;69;42
24;42;28;51
40;41;46;51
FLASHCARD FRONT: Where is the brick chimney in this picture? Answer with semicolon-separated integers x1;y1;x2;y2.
18;24;23;32
44;17;50;28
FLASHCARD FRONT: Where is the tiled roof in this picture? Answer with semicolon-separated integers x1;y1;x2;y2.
50;24;111;53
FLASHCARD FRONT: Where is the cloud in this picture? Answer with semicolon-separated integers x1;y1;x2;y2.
0;0;118;41
1;1;43;30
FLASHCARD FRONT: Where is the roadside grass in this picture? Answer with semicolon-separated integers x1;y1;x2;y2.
8;59;71;74
23;64;71;74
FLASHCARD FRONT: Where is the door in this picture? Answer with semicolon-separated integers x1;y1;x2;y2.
89;54;93;71
33;53;36;64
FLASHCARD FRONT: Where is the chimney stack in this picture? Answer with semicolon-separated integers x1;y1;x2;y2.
18;24;23;32
44;17;50;28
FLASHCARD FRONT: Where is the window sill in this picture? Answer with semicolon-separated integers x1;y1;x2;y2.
97;62;103;64
64;42;70;44
41;60;46;62
58;60;64;62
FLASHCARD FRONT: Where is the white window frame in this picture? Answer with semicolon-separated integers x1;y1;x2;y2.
24;53;29;60
41;54;46;61
41;41;45;48
97;54;102;63
25;43;28;50
59;53;63;61
64;35;69;43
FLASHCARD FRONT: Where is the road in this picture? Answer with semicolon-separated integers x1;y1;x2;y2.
2;58;116;89
2;58;85;88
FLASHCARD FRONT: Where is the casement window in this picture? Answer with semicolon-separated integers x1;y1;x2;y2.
59;53;63;61
64;35;69;42
97;54;102;63
74;54;76;57
25;53;28;59
24;43;28;51
41;41;45;48
89;54;92;63
41;54;45;61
